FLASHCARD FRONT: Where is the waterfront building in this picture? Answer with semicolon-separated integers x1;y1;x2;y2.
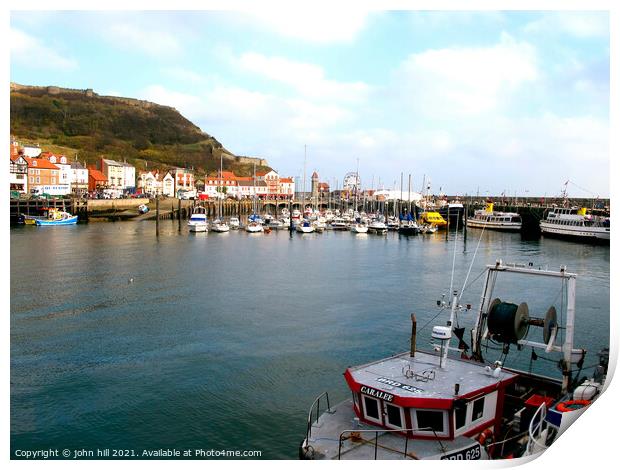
10;155;29;194
21;144;42;158
99;158;136;192
69;161;89;196
204;171;238;199
279;177;295;197
24;157;70;195
170;167;195;196
162;172;175;197
42;153;71;192
137;171;164;196
88;167;108;192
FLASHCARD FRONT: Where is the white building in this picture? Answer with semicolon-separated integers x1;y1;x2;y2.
162;172;175;197
10;155;28;194
204;171;239;199
100;158;136;192
69;161;89;195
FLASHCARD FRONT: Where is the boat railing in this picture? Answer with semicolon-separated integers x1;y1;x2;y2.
337;427;446;460
305;392;333;441
526;402;548;455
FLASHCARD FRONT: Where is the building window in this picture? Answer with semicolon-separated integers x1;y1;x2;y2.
36;177;40;183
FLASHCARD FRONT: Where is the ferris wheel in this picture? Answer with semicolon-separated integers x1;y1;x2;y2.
342;172;360;190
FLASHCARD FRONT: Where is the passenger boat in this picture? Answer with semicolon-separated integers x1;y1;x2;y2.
418;211;447;229
296;219;315;233
467;203;521;232
187;206;208;232
300;261;607;460
539;207;610;243
34;208;78;226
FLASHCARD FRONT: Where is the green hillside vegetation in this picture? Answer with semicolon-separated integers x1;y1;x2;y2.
10;84;270;176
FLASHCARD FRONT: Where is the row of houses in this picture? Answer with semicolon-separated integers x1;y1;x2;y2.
10;140;295;200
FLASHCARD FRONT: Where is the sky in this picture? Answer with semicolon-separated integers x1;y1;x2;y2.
9;9;610;197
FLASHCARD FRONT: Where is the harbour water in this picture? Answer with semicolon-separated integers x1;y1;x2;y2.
10;222;610;458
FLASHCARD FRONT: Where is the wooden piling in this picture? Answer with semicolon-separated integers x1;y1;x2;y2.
178;198;182;231
155;197;160;236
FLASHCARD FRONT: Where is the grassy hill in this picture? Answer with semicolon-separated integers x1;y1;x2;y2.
10;83;270;176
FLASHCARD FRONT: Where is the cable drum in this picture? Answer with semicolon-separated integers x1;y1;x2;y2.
487;298;530;344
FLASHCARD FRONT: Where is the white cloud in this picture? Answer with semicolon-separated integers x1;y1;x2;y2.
106;23;182;58
234;52;370;103
524;12;609;38
11;27;78;70
242;8;370;43
394;33;538;117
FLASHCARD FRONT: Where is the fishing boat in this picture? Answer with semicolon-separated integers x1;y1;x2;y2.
296;219;315;233
187;206;208;232
437;200;464;227
418;211;447;229
300;260;607;460
229;217;240;230
539;207;610;243
34;208;78;226
467;203;521;232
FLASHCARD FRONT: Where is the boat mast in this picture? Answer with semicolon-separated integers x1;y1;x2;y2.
302;145;307;214
408;173;411;217
355;157;360;215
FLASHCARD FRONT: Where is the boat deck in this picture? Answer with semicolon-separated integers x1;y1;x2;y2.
348;351;517;400
305;399;487;460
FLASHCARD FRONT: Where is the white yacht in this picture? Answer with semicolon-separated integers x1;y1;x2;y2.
467;203;522;232
211;219;230;232
368;219;388;234
229;217;240;229
540;207;610;242
188;206;208;232
350;222;369;234
245;221;264;233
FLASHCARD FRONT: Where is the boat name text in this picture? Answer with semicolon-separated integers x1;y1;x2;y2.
376;377;424;393
360;386;394;402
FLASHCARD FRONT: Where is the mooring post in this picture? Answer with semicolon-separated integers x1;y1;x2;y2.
178;198;182;231
156;197;160;236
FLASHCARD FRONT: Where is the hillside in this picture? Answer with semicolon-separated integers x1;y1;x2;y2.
10;83;270;176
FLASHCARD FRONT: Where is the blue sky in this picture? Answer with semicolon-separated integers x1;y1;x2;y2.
10;10;610;197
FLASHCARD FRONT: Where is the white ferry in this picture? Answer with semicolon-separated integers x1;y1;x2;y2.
300;261;606;460
540;207;610;243
467;203;521;232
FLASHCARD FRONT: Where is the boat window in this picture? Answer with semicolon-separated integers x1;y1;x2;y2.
362;395;382;424
384;403;404;429
454;404;467;430
415;409;445;434
472;397;485;422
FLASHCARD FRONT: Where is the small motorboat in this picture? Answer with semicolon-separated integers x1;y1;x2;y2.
229;217;240;230
35;209;78;226
245;221;264;233
138;204;149;214
350;221;368;234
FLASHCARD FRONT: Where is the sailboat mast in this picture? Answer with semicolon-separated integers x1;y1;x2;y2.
302;145;307;214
